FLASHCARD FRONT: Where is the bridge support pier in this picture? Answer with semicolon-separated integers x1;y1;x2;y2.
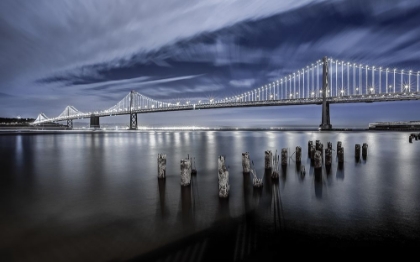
67;119;73;129
90;115;100;129
129;113;137;130
319;56;332;130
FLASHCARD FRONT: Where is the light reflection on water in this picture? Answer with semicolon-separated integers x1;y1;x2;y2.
1;130;420;260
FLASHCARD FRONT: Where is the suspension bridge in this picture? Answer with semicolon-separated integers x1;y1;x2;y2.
32;56;420;130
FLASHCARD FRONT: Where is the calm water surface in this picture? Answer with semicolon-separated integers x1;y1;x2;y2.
1;130;420;261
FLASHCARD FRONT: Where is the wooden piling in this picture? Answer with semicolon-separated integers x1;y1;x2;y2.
319;143;324;159
218;156;230;198
272;151;279;179
310;146;315;166
180;158;191;186
355;144;361;161
315;140;320;151
296;146;302;164
265;150;273;170
157;154;166;179
242;152;251;174
362;143;368;159
314;150;322;176
325;148;332;171
337;141;342;155
308;141;313;156
281;148;288;166
338;147;344;164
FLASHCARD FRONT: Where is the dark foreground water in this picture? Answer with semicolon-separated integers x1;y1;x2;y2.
1;130;420;261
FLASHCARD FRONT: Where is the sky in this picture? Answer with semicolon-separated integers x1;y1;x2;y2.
1;0;420;128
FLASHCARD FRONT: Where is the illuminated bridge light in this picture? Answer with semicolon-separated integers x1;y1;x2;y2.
31;60;420;128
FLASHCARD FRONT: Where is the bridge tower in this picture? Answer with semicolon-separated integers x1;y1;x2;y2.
66;107;73;129
129;90;138;130
319;56;332;130
67;119;73;129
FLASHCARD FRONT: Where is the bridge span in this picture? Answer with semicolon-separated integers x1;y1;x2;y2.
33;57;420;130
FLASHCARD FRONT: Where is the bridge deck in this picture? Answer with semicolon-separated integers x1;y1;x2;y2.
33;92;420;124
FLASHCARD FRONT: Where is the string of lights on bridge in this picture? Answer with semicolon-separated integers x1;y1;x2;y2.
34;57;420;124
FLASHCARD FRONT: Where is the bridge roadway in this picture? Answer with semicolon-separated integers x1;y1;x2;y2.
38;92;420;124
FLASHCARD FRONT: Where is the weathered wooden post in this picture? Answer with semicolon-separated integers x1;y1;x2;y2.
319;143;324;159
271;150;280;179
157;154;166;179
296;146;302;164
355;144;361;161
265;150;273;170
325;148;332;171
327;141;332;150
272;151;279;179
310;146;315;165
218;156;230;198
314;150;322;176
338;147;344;164
409;135;413;143
308;141;313;156
362;143;368;159
337;141;342;155
242;152;251;174
180;158;191;186
315;140;320;151
281;148;288;167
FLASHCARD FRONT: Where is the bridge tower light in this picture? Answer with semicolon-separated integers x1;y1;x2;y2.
401;69;404;92
418;71;420;92
409;70;412;92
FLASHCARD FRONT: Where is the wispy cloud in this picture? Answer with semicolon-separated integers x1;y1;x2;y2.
229;79;255;88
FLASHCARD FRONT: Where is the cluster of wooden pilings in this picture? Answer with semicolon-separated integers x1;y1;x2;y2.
307;139;369;176
158;154;197;186
354;143;369;161
158;140;371;198
267;146;304;179
409;133;420;143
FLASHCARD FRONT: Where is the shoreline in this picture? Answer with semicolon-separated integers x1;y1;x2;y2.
2;127;420;134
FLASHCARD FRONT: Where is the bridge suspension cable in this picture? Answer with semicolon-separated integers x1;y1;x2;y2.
31;57;420;126
57;106;84;118
226;57;419;104
105;90;175;114
34;113;49;124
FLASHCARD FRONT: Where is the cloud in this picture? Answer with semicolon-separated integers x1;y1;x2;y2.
1;0;420;124
0;0;322;93
229;79;255;88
